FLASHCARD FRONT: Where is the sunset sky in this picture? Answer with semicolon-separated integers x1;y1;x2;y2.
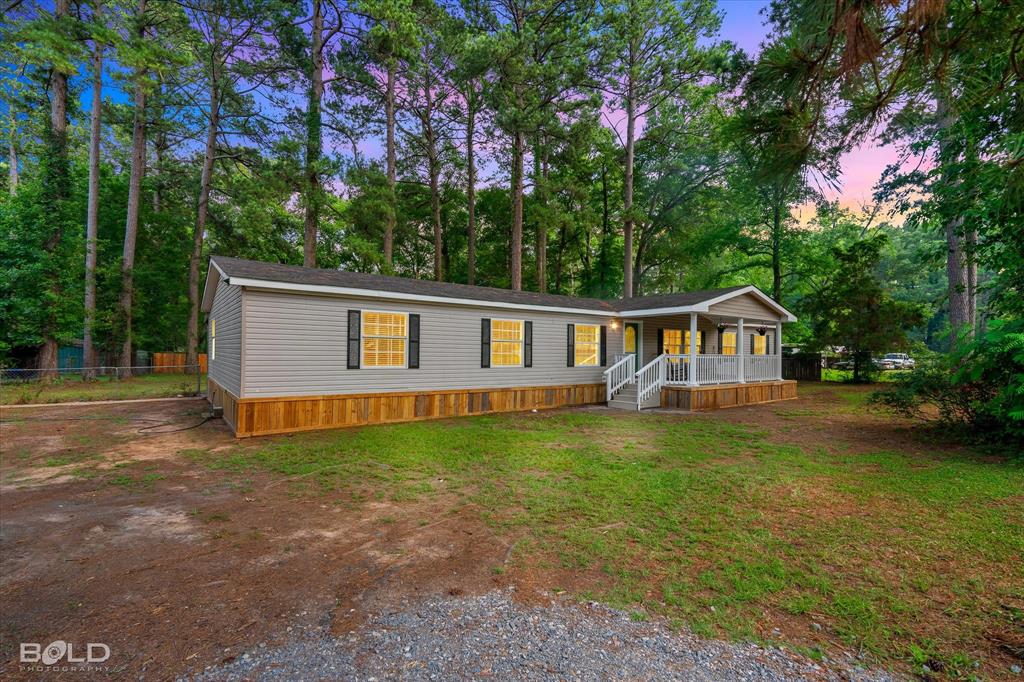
719;0;901;215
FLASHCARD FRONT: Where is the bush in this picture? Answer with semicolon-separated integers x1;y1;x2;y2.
871;319;1024;444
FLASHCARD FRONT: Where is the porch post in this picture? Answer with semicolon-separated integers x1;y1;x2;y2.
688;313;699;386
737;318;745;383
776;320;784;379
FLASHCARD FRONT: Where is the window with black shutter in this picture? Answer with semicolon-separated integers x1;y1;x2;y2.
347;310;361;369
481;318;491;368
524;321;533;368
408;314;420;369
566;324;575;367
600;325;607;366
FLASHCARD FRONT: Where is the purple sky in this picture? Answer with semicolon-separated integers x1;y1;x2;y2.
69;0;895;215
719;0;899;215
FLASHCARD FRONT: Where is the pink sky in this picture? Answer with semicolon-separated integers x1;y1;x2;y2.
334;1;903;217
720;0;901;216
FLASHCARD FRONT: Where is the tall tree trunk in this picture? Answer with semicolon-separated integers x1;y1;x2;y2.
38;0;71;376
623;85;635;298
186;79;220;369
510;129;524;291
6;106;16;196
535;137;548;292
119;0;148;373
600;162;609;295
84;18;103;379
936;90;974;344
425;80;442;282
383;61;396;269
465;85;476;285
303;0;323;268
152;75;165;212
771;199;782;301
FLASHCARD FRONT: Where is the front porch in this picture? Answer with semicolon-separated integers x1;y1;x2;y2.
603;308;792;411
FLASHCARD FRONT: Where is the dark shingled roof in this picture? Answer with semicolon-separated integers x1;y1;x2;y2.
210;257;751;313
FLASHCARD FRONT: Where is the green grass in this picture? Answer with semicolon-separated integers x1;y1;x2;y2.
822;368;910;383
0;373;206;405
184;403;1024;675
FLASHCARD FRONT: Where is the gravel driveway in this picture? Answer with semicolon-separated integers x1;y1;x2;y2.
193;589;896;681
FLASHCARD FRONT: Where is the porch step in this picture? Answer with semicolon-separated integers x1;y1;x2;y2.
615;387;638;400
608;398;640;411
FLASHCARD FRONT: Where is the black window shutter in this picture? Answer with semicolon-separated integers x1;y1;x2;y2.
481;318;491;368
347;310;361;369
524;321;533;368
657;328;664;355
566;324;575;367
408;314;420;369
600;325;607;366
699;330;705;354
751;333;756;355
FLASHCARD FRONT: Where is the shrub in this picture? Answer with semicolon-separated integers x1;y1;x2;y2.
871;319;1024;444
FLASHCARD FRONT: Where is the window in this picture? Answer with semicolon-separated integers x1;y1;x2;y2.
722;332;736;355
575;324;600;366
684;330;703;354
210;319;216;361
362;311;408;368
663;329;703;355
754;334;767;355
491;319;524;367
663;329;683;355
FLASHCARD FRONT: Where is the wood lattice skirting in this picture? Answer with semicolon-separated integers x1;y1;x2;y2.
207;382;605;438
660;380;797;411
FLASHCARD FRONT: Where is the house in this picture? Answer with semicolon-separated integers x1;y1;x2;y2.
201;257;797;437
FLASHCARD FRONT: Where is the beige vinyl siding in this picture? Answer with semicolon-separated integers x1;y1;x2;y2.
208;281;242;396
707;292;778;321
242;289;620;397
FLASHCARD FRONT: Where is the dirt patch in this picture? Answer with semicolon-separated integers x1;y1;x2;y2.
0;401;516;679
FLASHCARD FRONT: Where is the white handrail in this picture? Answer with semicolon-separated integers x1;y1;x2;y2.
602;354;636;401
744;355;776;382
636;354;666;404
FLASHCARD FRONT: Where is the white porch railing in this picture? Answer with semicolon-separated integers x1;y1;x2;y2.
660;354;743;385
744;355;777;382
636;354;666;404
603;354;636;401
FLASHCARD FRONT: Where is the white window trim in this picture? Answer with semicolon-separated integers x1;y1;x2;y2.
210;319;216;361
574;323;601;367
360;310;409;369
490;318;525;368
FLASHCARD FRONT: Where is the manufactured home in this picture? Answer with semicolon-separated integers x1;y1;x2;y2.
202;257;797;437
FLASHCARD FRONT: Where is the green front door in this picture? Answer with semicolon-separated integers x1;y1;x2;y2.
624;322;640;363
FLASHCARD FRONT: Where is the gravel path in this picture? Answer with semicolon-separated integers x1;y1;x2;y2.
193;589;897;681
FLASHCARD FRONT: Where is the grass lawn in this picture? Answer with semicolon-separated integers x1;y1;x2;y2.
822;368;911;382
0;373;206;405
184;386;1024;678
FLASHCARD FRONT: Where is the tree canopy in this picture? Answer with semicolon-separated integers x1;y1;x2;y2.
0;0;1019;372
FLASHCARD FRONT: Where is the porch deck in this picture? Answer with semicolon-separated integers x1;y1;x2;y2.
660;379;797;411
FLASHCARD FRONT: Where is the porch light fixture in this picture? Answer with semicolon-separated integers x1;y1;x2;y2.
756;325;768;336
610;320;620;330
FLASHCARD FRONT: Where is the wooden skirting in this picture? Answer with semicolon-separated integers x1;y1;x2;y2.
661;380;797;411
207;377;239;433
223;383;605;438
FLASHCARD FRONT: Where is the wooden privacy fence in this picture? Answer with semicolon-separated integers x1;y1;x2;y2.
782;353;822;382
153;352;207;374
